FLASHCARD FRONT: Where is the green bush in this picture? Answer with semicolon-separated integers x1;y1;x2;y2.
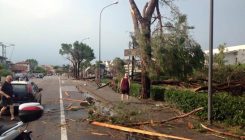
164;89;245;125
0;69;12;77
128;83;245;125
130;83;141;97
150;86;165;101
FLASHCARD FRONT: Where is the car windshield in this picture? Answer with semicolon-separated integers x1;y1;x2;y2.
12;84;28;97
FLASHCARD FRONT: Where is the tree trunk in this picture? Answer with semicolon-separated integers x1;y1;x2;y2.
74;62;78;79
72;63;76;78
140;21;151;98
129;0;157;99
77;61;81;79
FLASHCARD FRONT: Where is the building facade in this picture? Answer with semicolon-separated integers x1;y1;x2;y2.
204;45;245;65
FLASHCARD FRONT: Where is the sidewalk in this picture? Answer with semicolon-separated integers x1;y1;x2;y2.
76;80;140;104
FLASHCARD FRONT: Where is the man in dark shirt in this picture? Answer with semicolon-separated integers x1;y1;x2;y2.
0;75;14;120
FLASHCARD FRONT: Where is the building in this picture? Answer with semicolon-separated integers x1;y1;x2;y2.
42;65;55;74
204;45;245;65
11;61;30;73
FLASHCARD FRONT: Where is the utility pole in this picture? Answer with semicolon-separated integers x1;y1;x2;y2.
208;0;214;125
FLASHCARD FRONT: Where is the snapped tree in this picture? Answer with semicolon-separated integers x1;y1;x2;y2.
129;0;205;98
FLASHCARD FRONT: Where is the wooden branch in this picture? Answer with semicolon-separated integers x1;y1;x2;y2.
200;124;245;140
142;2;149;18
91;121;191;140
126;107;204;127
130;10;140;32
145;0;158;19
97;82;110;89
62;98;83;102
156;1;163;34
82;76;96;80
64;91;70;97
129;0;144;23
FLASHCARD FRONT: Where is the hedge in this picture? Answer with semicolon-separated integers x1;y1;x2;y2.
164;88;245;125
130;84;245;125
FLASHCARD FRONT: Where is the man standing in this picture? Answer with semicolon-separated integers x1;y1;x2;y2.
0;75;15;120
120;73;130;101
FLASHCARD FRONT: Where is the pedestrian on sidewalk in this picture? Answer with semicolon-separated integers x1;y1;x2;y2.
120;73;130;101
0;75;15;120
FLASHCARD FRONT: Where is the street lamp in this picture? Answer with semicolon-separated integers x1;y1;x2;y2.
98;0;119;82
81;37;90;42
208;0;214;125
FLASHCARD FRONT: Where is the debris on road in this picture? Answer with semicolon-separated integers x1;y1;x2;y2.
61;98;90;106
64;91;70;97
65;103;73;109
91;121;192;140
91;132;110;136
96;82;110;89
65;105;83;111
125;107;204;127
200;123;245;140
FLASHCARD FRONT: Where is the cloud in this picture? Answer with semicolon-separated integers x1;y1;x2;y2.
1;0;65;19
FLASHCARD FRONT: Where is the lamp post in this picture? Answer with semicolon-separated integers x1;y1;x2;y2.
81;37;90;42
98;1;119;82
208;0;214;125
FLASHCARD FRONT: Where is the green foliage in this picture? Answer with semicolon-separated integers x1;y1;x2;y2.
151;15;205;80
164;89;245;125
26;59;38;72
34;66;46;73
214;43;227;67
60;41;95;78
212;64;245;83
0;64;4;70
0;69;12;77
129;83;141;97
110;57;125;78
0;64;12;77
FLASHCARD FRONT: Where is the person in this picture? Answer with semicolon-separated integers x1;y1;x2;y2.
0;75;15;120
120;73;130;101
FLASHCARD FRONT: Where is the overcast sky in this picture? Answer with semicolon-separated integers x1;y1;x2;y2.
0;0;245;66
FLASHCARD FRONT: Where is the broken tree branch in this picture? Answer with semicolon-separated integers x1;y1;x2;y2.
97;82;110;89
91;121;191;140
126;107;204;127
200;124;245;140
62;98;84;102
61;98;90;106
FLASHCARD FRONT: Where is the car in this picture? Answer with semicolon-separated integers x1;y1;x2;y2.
11;80;43;106
35;73;44;78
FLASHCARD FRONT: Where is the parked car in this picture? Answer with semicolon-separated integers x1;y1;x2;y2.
11;80;42;106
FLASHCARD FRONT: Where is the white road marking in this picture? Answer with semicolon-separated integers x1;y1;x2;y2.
59;77;68;140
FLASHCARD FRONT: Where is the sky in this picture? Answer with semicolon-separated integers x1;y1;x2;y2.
0;0;245;66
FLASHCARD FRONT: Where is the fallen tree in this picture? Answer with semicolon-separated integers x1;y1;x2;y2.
195;79;245;95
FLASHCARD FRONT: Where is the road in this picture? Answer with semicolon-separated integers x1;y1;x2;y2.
25;76;125;140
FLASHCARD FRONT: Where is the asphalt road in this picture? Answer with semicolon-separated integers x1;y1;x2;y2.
25;76;125;140
0;76;136;140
